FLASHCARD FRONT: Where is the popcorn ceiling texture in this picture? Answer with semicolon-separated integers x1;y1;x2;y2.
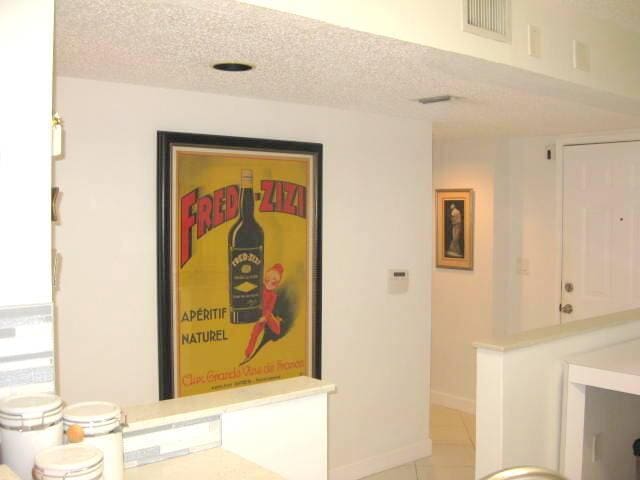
55;0;640;139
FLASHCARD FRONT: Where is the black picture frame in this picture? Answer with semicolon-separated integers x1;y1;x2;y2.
157;131;323;400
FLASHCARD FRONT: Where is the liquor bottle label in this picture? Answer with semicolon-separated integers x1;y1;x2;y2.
229;246;263;311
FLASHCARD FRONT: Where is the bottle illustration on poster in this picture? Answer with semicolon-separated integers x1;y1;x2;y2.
228;169;264;324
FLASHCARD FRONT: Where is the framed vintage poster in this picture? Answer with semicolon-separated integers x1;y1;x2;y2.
435;189;474;270
157;131;322;399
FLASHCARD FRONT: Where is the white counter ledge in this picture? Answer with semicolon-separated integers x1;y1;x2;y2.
124;376;336;429
473;307;640;352
123;376;335;480
124;448;283;480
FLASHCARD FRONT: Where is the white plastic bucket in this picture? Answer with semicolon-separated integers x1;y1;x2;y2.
0;393;64;480
63;402;123;480
34;444;103;480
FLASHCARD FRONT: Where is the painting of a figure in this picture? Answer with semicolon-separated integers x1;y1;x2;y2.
444;200;464;258
436;190;474;270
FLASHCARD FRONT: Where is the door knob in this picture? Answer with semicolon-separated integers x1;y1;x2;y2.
561;304;573;314
564;282;574;293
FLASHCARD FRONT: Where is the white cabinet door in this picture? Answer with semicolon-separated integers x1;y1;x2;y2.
561;141;640;322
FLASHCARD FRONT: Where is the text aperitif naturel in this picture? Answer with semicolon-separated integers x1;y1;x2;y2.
180;307;229;345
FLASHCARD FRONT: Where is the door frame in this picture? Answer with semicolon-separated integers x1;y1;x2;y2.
553;129;640;323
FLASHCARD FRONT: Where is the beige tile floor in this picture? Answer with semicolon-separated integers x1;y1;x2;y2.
362;405;476;480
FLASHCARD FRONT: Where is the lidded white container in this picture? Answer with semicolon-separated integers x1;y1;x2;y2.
33;444;104;480
0;393;64;480
63;402;123;480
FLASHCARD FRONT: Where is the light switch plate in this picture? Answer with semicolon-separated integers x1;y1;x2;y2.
528;25;541;58
517;258;530;275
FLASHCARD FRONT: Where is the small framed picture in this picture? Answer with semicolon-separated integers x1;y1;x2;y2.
435;189;474;270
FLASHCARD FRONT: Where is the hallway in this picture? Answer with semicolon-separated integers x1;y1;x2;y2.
363;405;475;479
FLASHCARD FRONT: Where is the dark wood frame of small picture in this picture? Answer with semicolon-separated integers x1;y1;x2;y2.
435;188;474;271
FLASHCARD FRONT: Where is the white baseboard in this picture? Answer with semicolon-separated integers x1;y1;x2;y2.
329;438;432;480
431;389;476;414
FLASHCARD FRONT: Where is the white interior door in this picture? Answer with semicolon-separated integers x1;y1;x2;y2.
561;141;640;322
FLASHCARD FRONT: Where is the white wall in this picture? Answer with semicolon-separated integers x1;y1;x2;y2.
431;140;506;410
53;77;432;479
241;0;640;100
0;0;53;307
505;138;560;334
431;136;560;409
223;392;329;480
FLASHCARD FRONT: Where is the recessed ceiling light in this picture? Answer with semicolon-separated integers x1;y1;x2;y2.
417;95;453;104
212;62;254;72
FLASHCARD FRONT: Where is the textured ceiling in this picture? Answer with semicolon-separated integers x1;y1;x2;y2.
54;0;640;139
566;0;640;33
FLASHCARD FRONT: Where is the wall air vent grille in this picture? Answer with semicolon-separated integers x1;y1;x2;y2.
463;0;511;43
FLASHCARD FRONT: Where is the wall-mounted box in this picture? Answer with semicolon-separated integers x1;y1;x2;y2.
388;270;409;294
0;304;55;397
123;415;221;468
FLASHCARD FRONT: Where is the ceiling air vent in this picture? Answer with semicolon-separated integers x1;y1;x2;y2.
463;0;511;43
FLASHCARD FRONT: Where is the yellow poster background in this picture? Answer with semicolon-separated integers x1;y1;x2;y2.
175;148;310;397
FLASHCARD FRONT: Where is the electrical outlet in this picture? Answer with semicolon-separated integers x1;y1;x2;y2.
591;433;601;462
528;25;541;58
573;40;591;72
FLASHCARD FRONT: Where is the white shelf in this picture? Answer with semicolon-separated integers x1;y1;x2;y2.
474;308;640;352
562;338;640;479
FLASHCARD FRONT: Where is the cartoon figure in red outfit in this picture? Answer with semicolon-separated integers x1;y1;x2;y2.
243;263;284;362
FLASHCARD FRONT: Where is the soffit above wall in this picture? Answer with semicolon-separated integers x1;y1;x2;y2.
55;0;640;140
567;0;640;34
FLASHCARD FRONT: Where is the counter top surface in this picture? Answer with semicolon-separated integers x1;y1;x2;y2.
473;308;640;352
124;448;283;480
124;376;335;429
0;466;20;480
